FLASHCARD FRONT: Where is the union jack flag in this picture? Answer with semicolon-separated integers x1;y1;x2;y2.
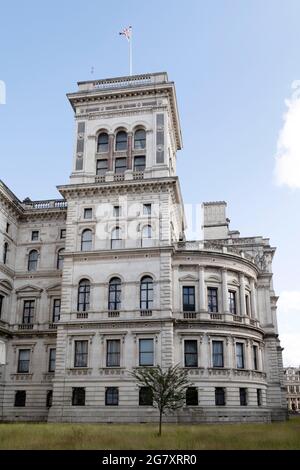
119;26;132;42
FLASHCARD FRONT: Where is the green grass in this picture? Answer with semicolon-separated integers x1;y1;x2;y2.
0;417;299;450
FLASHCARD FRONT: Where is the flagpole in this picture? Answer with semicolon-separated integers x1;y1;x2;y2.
129;30;132;76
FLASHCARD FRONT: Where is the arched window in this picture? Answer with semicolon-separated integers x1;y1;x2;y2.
77;279;90;312
140;276;153;310
81;229;92;251
57;248;64;270
115;131;127;151
97;132;109;153
108;277;121;311
3;242;8;264
134;129;146;150
141;225;152;247
111;227;122;249
28;250;38;271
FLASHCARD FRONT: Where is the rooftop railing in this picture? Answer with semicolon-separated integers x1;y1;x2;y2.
22;199;67;210
78;72;168;92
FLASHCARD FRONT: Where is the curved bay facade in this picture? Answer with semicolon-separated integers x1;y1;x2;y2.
0;72;286;422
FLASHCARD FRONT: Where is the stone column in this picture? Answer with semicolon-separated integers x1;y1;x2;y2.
221;269;229;313
199;266;206;312
226;336;234;369
246;339;252;370
108;133;114;171
127;132;133;170
250;279;257;319
239;274;246;316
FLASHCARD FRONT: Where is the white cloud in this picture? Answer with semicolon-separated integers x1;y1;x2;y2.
277;291;300;366
275;81;300;189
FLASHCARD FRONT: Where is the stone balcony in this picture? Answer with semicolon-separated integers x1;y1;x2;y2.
175;311;260;328
22;198;67;210
69;309;163;322
185;367;267;382
78;72;168;92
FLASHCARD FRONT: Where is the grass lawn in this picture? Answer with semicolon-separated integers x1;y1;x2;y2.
0;417;299;450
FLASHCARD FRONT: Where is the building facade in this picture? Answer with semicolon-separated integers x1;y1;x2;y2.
284;367;300;412
0;72;287;423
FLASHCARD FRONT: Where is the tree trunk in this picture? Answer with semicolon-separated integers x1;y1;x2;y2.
159;409;163;436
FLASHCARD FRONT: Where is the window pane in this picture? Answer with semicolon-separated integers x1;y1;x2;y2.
139;387;153;406
134;156;146;171
81;230;92;251
183;286;195;311
115;158;127;173
236;343;244;369
105;387;119;406
134;129;146;149
139;339;154;366
107;339;120;367
96;159;108;175
208;288;218;312
74;340;88;367
72;387;85;406
84;208;92;219
97;133;109;152
215;387;225;406
18;349;30;373
186;387;198;406
212;341;224;367
184;340;198;367
116;131;127;151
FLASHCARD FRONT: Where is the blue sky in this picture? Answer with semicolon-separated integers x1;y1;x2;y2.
1;0;300;365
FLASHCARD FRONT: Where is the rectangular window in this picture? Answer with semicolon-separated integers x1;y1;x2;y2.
106;339;120;367
6;222;10;233
212;341;224;368
60;228;66;239
183;286;195;312
143;204;151;216
139;387;153;406
245;294;251;316
240;388;247;406
48;348;56;372
184;340;198;367
46;390;53;407
14;390;26;407
253;345;258;370
215;387;226;406
236;342;245;369
52;299;61;323
113;206;121;218
74;340;88;368
18;349;30;373
31;230;39;241
139;338;154;366
22;300;35;324
208;287;218;313
134;156;146;171
84;208;93;219
96;159;108;175
257;389;262;406
72;387;85;406
105;387;119;406
186;387;198;406
228;290;237;315
115;158;127;173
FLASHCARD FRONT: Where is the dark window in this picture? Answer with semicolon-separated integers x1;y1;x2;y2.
134;129;146;149
143;204;151;216
113;206;121;218
134;156;146;171
84;208;93;219
18;349;30;373
240;388;247;406
77;279;90;312
141;225;152;245
14;390;26;407
57;248;64;270
22;300;35;324
186;387;198;406
3;242;8;264
48;348;56;372
6;222;10;233
139;387;153;406
31;230;39;241
228;290;237;315
52;299;61;323
208;287;218;313
115;131;127;151
81;229;92;251
245;294;251;316
106;339;120;367
139;338;154;366
215;387;226;406
60;229;66;239
72;387;85;406
236;342;245;369
253;345;258;370
96;159;108;175
115;158;127;173
257;389;262;406
105;387;119;406
108;277;121;310
111;227;121;249
183;286;195;312
97;132;109;153
46;390;53;407
28;250;38;271
140;276;153;310
184;340;198;367
0;295;3;319
74;340;88;368
212;341;224;368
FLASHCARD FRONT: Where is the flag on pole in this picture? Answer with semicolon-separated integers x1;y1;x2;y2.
119;25;132;42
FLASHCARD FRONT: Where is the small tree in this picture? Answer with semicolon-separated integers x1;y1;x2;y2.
130;364;192;436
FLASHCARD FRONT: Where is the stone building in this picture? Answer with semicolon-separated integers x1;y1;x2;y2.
284;367;300;412
0;72;286;422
